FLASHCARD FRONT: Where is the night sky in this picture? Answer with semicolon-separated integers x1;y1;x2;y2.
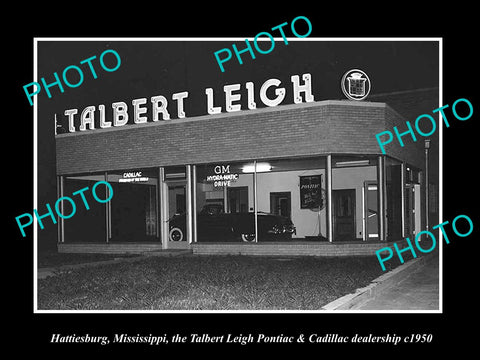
37;40;439;120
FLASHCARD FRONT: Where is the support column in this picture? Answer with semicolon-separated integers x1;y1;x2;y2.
104;172;110;243
400;162;406;238
425;144;430;232
326;154;333;242
192;165;197;243
377;156;386;241
186;165;193;244
223;187;228;213
156;168;161;240
159;167;169;249
56;176;64;243
253;160;258;243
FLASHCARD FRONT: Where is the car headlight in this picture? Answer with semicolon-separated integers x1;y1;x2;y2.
267;224;282;234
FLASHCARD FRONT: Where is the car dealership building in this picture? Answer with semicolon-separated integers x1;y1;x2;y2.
54;77;439;256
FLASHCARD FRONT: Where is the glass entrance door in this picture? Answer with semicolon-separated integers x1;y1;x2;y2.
270;192;291;218
364;182;379;240
333;189;356;241
404;183;421;239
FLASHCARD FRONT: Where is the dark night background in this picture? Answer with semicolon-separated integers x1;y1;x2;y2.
8;5;479;355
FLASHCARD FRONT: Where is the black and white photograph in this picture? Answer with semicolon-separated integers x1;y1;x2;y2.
8;7;479;354
32;37;441;312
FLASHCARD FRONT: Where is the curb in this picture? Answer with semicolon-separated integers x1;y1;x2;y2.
321;253;435;310
37;249;192;279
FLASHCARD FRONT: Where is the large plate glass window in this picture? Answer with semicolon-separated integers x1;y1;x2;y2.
194;162;254;242
254;157;325;241
107;168;159;242
63;173;107;243
386;157;403;240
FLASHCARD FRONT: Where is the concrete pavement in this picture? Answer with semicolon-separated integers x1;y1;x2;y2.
321;251;440;311
358;252;439;310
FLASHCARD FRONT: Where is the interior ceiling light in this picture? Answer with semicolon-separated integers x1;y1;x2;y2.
241;162;272;173
335;160;370;167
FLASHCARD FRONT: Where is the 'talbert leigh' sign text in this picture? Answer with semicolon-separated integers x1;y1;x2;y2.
57;73;314;134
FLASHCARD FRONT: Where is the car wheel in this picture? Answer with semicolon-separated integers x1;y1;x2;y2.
169;227;184;241
241;233;256;242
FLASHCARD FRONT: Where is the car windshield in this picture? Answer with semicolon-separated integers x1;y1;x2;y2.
200;205;224;215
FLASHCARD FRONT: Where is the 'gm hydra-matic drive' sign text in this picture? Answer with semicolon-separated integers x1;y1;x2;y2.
206;165;239;188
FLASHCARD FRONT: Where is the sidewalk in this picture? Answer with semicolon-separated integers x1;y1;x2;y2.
358;253;439;310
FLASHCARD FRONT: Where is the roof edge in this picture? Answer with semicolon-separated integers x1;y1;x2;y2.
55;99;387;139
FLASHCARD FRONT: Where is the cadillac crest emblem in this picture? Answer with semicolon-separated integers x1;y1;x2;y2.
341;69;371;101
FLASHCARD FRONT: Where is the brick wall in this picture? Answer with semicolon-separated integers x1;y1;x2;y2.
57;241;391;256
191;242;390;257
55;100;423;175
384;105;426;170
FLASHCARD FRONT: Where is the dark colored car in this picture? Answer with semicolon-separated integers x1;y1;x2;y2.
169;204;296;242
